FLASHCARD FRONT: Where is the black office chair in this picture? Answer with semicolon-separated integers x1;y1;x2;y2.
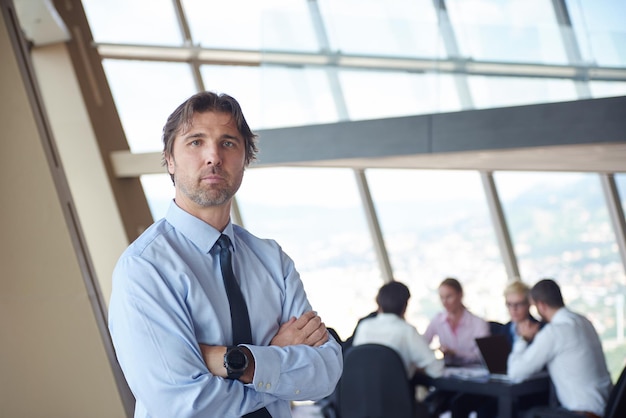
488;320;505;336
337;343;417;418
604;365;626;418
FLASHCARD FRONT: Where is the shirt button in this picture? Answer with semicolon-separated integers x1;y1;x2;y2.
265;383;271;390
257;382;263;389
295;389;301;395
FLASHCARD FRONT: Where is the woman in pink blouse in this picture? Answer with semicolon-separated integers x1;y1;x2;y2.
424;277;489;366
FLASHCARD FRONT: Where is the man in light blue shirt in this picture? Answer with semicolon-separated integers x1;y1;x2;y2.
108;91;343;418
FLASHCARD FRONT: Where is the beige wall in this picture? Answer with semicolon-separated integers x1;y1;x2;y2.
0;3;128;417
30;42;128;305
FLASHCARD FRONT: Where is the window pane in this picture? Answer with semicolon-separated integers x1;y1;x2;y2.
495;171;625;380
82;0;182;45
617;174;626;211
102;60;197;153
200;65;339;130
182;0;318;51
447;0;566;64
140;174;174;221
236;167;380;340
590;81;626;99
367;169;506;332
468;76;578;109
339;70;462;119
318;0;443;58
566;0;626;67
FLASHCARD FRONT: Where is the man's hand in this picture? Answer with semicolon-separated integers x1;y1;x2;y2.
516;319;540;342
270;311;329;347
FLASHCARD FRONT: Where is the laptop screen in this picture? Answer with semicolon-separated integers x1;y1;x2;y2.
475;334;512;375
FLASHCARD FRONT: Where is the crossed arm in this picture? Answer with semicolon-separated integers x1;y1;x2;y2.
200;311;329;383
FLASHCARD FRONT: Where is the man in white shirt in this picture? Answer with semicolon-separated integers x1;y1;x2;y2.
353;281;444;380
508;279;613;418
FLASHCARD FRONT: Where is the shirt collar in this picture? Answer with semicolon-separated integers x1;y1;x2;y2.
165;200;235;254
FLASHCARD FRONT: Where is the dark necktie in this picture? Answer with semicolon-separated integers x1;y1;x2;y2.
215;234;272;418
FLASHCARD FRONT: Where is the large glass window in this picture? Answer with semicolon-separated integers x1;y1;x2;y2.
236;167;380;340
366;169;506;332
496;171;625;380
78;0;626;381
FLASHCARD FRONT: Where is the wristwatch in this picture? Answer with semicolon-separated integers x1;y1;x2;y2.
224;346;249;380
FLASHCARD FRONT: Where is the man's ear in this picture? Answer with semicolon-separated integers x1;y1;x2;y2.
166;155;175;175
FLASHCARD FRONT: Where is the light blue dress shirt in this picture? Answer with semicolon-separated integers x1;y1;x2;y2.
108;201;343;418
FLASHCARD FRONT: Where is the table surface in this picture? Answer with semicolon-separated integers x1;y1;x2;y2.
432;369;551;396
428;369;551;418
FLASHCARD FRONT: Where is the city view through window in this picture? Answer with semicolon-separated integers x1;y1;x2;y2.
142;169;626;380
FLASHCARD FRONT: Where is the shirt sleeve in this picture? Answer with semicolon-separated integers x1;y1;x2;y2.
507;324;554;381
423;316;437;344
109;255;274;418
409;329;444;378
245;249;343;401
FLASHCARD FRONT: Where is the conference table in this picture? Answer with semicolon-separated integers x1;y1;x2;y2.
427;368;551;418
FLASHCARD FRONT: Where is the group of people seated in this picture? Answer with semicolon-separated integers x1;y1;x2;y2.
332;276;614;418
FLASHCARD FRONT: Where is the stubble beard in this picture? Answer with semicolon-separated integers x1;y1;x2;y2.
176;168;243;208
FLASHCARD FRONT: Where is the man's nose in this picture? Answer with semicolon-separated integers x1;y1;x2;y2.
203;143;222;166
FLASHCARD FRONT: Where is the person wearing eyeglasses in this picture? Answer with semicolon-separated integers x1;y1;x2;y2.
495;280;543;346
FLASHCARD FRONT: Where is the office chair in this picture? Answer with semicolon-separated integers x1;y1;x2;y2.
337;343;417;418
604;365;626;418
488;320;505;336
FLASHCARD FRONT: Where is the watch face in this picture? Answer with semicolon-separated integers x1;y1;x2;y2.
227;349;247;371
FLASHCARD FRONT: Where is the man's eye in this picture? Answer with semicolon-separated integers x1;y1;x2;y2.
223;140;234;148
190;140;200;146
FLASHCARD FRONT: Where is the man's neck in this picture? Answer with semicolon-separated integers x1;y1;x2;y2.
174;197;232;231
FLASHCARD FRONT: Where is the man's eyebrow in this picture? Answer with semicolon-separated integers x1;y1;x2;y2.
222;133;242;141
182;132;206;140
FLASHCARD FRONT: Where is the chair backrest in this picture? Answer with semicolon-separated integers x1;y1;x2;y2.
338;343;414;418
604;365;626;418
488;320;505;336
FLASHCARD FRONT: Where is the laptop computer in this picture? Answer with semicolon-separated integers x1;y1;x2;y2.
475;334;512;381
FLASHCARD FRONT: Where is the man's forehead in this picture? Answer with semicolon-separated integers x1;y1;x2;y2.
179;111;238;134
